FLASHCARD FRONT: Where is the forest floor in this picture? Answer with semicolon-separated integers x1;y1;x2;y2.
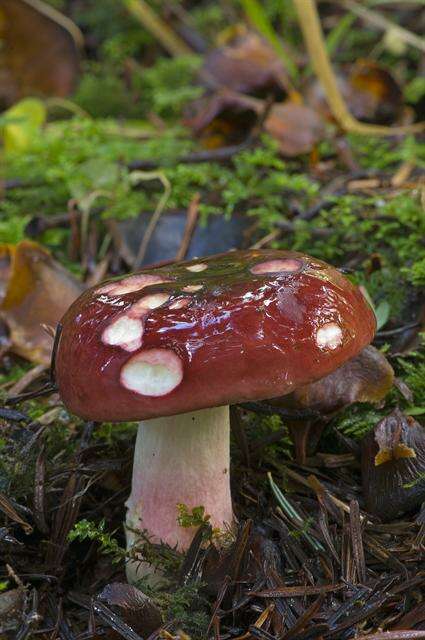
0;1;424;638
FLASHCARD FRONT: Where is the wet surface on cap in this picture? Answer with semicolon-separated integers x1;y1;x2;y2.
55;249;376;421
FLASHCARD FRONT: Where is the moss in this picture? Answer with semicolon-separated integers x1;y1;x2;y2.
74;55;203;120
150;583;209;639
4;123;424;339
73;66;142;119
405;258;425;287
397;343;425;407
332;406;387;440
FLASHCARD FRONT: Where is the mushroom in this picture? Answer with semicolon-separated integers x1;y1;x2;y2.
54;249;376;582
263;345;394;462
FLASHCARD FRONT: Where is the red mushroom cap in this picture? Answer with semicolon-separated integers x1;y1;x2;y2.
55;250;376;421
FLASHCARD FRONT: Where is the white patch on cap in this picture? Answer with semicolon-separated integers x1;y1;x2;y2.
169;297;191;309
102;316;144;352
121;348;183;396
97;282;118;294
250;259;302;275
185;263;208;272
316;322;343;350
127;293;171;319
138;293;170;310
182;284;203;292
98;274;169;296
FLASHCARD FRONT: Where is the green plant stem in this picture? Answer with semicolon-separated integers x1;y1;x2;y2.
268;472;325;552
122;0;192;57
292;0;425;135
241;0;298;81
342;0;425;53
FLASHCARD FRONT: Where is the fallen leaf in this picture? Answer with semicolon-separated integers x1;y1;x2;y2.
0;0;82;107
186;90;325;156
0;240;83;364
263;101;325;157
349;59;404;124
306;59;403;126
185;90;259;148
269;346;394;415
1;98;46;154
202;31;289;97
97;582;162;637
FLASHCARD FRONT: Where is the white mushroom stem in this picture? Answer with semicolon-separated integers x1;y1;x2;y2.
125;406;233;584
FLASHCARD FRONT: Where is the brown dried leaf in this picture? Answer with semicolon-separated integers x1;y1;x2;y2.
97;583;162;638
0;240;83;365
186;90;324;156
185;90;259;148
202;32;289;97
263;101;325;157
271;346;394;415
306;60;403;126
362;409;425;521
0;0;82;107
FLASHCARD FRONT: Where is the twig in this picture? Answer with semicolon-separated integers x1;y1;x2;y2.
241;0;298;81
357;633;425;640
342;0;425;53
0;494;33;534
0;408;32;423
268;472;325;552
105;219;136;267
350;500;367;584
292;0;425;135
129;93;274;172
131;171;172;270
122;0;192;57
175;193;200;261
6;564;25;588
6;384;58;406
250;229;281;249
128;139;257;171
50;323;62;385
391;161;415;188
376;321;420;338
25;0;84;48
6;364;48;399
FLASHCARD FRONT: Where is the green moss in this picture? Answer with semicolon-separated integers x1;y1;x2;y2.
133;55;204;119
246;413;293;461
406;258;425;287
347;134;425;170
73;0;153;53
3;123;424;339
153;583;209;639
0;362;32;387
404;77;425;105
74;55;202;120
73;65;142;119
397;343;425;407
333;406;386;440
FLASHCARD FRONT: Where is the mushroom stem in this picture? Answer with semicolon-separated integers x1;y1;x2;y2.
125;406;233;583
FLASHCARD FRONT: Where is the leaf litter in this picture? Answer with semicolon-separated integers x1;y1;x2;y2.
0;0;424;638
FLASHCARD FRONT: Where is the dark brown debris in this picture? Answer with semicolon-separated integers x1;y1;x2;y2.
0;389;424;639
362;409;425;521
